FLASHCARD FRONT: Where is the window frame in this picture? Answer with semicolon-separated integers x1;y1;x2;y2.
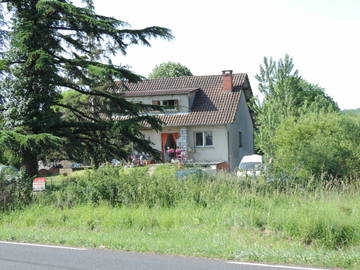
161;99;179;111
151;99;180;112
194;131;213;147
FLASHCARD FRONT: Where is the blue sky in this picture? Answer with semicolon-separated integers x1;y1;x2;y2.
93;0;360;109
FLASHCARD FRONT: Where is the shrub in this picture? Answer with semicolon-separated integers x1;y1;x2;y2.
272;113;360;179
0;171;32;211
41;166;180;208
38;166;251;208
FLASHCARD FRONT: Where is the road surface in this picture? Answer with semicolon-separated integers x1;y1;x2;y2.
0;241;328;270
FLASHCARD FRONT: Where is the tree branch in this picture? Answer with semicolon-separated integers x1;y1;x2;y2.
49;26;77;31
53;102;98;122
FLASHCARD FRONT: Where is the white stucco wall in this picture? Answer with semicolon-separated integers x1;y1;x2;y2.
186;126;228;163
141;126;229;164
142;129;163;152
228;91;254;171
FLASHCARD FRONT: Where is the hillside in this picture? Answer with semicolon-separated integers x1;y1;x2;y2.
343;107;360;115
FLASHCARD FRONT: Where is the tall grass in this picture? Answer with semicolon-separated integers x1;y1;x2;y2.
1;165;359;269
40;165;251;208
34;166;360;250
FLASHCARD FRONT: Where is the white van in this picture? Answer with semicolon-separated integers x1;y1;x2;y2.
237;155;263;177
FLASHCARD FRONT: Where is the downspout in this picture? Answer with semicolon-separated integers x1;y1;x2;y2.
227;126;231;171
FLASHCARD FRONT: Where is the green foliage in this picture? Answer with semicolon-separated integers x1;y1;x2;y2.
254;55;339;160
148;62;192;79
10;165;360;258
0;170;32;211
1;202;360;269
0;150;21;168
0;128;64;173
39;165;250;208
0;0;173;174
0;129;64;154
53;90;147;166
55;90;89;120
1;166;360;268
272;113;360;179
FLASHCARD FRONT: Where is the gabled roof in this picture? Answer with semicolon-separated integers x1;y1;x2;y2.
114;73;252;127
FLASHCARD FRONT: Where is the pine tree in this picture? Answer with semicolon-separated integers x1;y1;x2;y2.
0;0;172;175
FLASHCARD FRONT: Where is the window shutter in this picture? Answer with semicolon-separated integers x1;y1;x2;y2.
152;100;160;105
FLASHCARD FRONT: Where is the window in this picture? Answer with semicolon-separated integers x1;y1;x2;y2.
195;131;213;147
205;132;213;146
152;99;179;111
195;132;203;146
162;99;178;110
239;131;242;147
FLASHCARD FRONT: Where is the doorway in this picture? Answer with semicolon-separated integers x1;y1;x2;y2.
161;133;179;162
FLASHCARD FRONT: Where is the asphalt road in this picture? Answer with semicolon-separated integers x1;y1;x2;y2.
0;241;327;270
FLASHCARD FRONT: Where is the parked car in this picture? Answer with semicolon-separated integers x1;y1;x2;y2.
237;155;263;177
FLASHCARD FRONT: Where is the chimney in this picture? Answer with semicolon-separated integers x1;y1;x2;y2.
222;70;233;91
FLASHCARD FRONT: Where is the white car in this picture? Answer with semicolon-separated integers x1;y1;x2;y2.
237;155;263;177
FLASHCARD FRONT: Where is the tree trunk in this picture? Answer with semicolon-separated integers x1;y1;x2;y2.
91;156;100;169
21;150;38;176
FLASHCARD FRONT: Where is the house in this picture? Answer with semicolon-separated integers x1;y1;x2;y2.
116;70;254;171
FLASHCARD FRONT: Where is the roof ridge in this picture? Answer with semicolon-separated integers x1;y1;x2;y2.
144;72;246;82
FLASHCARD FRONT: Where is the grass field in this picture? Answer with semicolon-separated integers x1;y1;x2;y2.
0;166;359;269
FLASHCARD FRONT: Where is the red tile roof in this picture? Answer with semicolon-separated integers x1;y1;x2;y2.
121;88;199;97
114;73;252;127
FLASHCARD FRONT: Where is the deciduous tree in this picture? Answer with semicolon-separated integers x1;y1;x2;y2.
253;55;339;159
272;113;360;179
148;61;192;79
